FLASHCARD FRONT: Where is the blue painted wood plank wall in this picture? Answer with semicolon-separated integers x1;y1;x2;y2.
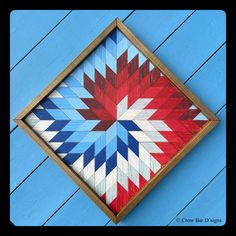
10;10;226;226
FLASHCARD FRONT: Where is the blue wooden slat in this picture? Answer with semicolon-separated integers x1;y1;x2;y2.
107;106;226;226
187;45;226;113
10;158;77;226
156;10;226;83
169;168;226;226
44;191;109;226
10;128;45;192
10;10;132;130
124;10;194;52
10;10;70;69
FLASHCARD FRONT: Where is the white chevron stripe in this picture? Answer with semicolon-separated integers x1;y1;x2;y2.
33;120;54;134
49;90;63;98
117;167;128;191
49;142;63;151
25;113;40;127
94;163;106;186
87;174;95;190
140;142;163;153
71;154;84;174
128;164;139;188
117;96;128;119
129;131;152;142
144;131;167;142
133;120;156;131
106;183;117;205
95;178;106;197
58;153;67;158
106;167;117;191
82;159;95;181
133;110;156;120
129;98;153;110
139;144;150;168
128;148;139;172
118;97;156;120
150;156;161;173
119;109;142;120
149;120;172;131
117;152;128;175
139;158;150;181
41;131;58;142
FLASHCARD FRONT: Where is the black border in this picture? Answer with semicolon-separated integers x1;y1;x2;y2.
1;0;234;234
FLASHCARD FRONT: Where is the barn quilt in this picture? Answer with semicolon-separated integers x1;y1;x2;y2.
24;27;209;215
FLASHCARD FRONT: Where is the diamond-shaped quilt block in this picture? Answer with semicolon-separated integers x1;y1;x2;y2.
15;19;218;223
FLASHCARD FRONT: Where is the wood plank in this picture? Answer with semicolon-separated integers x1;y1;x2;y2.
10;10;132;130
10;128;45;192
107;106;226;226
186;45;226;113
124;10;194;51
10;10;70;69
155;10;226;82
44;191;109;226
10;158;77;226
10;10;194;194
169;168;226;226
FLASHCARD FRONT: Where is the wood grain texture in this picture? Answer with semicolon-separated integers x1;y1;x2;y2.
10;10;70;69
10;10;226;226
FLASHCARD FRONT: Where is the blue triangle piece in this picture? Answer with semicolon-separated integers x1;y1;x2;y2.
95;148;106;171
64;153;82;165
50;131;73;142
56;142;77;153
117;137;128;160
109;29;117;43
128;133;139;157
83;143;95;167
106;152;117;175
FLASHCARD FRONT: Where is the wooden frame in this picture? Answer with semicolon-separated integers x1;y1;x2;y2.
14;18;219;224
